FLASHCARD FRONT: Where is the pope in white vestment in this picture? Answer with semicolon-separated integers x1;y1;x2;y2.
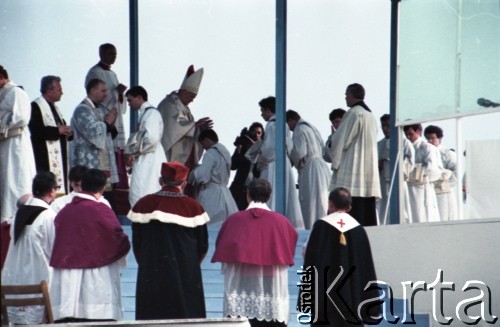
157;66;209;171
0;78;36;221
158;92;202;164
288;116;331;229
2;196;56;324
257;115;305;229
189;139;238;227
127;102;166;207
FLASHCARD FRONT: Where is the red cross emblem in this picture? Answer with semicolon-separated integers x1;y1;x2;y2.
337;219;345;228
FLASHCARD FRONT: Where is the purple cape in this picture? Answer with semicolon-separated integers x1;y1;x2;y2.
212;208;297;266
50;196;130;269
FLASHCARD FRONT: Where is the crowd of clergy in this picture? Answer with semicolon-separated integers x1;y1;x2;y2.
1;43;458;325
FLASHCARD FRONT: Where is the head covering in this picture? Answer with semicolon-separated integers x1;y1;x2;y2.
180;65;204;94
161;161;189;182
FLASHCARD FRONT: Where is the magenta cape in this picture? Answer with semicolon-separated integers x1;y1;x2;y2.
212;208;298;266
50;196;130;269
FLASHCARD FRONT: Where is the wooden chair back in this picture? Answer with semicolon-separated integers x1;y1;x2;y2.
1;280;54;324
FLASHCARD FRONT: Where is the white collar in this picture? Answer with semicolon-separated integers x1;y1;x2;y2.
321;212;359;233
27;197;51;209
83;97;97;109
246;201;271;211
412;137;424;146
74;192;100;202
139;101;154;114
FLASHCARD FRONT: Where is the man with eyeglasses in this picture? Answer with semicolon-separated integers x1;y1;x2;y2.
1;171;59;325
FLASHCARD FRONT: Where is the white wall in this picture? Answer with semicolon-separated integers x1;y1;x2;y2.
366;219;500;327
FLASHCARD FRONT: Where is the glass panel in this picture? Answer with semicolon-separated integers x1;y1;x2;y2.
459;0;500;111
397;0;500;124
398;0;459;123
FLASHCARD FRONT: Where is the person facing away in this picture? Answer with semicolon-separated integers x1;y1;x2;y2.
229;122;264;210
323;107;346;163
299;187;379;326
50;165;111;213
403;123;443;223
85;43;128;149
189;129;238;227
424;124;457;221
127;161;210;320
212;178;298;327
29;75;73;194
256;96;304;229
124;85;166;207
1;193;33;270
2;172;58;325
327;83;381;226
286;109;331;229
70;78;119;187
49;168;130;322
0;64;37;221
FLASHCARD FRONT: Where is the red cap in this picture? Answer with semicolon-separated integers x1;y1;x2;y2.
161;161;189;182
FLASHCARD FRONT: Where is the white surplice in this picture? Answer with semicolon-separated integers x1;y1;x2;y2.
222;263;290;324
0;81;36;221
189;143;238;227
49;194;126;321
257;116;304;229
127;103;166;207
50;258;126;321
407;137;443;223
1;197;56;324
85;64;127;149
289;119;331;229
327;105;381;198
434;144;458;221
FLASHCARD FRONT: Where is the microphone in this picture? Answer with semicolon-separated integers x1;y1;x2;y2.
477;98;500;108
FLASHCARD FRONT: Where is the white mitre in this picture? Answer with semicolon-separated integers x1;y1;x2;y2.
180;65;204;94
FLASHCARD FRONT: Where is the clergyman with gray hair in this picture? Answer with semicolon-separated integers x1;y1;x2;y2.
29;75;73;194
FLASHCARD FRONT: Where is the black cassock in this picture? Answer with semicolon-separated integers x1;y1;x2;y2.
29;101;71;192
299;219;380;326
130;192;209;320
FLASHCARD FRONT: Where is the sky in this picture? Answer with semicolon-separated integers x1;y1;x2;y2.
1;0;499;178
